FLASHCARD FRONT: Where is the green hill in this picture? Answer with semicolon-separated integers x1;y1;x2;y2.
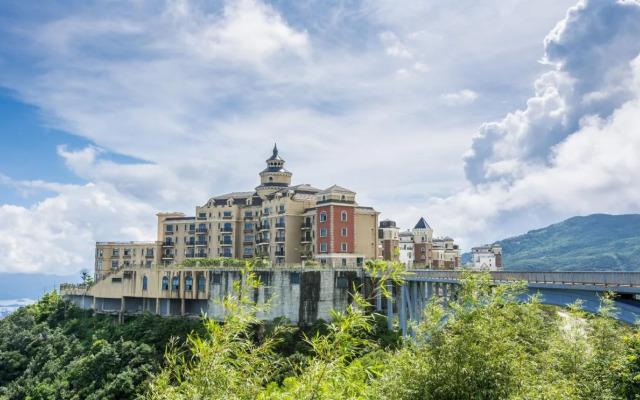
498;214;640;271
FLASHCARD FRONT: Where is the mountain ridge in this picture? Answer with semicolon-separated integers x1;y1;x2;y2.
493;213;640;271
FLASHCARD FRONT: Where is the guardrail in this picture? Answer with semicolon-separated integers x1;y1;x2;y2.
410;270;640;287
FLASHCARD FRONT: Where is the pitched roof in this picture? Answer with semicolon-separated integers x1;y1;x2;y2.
212;191;255;200
318;184;355;194
414;217;431;230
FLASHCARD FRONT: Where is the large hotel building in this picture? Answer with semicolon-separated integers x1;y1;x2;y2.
95;145;379;278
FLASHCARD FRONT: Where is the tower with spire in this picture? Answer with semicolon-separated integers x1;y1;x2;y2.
256;144;293;197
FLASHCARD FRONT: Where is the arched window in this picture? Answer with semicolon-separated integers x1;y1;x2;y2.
320;212;327;222
162;276;169;291
171;276;179;291
341;195;346;201
143;276;148;291
185;276;193;291
198;275;206;292
341;211;347;221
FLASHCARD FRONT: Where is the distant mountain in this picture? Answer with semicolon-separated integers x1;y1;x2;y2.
496;214;640;271
0;273;80;300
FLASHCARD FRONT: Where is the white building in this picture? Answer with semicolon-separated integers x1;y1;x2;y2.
398;230;414;267
468;244;503;271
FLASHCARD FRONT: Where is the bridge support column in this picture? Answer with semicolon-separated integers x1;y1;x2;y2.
426;282;433;302
400;284;407;337
376;282;382;311
386;281;393;331
442;284;448;308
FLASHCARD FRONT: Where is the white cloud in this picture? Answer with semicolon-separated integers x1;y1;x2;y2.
442;90;479;106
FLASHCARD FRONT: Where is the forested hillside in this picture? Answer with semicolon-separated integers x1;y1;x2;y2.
0;292;205;399
497;214;640;271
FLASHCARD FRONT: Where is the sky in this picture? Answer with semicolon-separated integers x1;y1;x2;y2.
1;0;640;275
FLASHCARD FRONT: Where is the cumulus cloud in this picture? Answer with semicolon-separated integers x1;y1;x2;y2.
464;0;640;185
0;179;156;274
442;90;478;106
426;0;640;248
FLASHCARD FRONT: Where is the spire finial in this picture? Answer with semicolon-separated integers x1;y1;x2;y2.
273;143;278;156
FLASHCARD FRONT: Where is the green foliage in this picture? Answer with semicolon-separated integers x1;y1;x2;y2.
493;213;640;271
0;291;203;400
178;257;268;268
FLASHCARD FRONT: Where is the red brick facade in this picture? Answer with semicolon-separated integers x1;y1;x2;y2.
316;205;355;254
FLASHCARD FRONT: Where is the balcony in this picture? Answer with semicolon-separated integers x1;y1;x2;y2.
274;236;285;243
244;214;253;220
221;227;233;233
220;240;233;247
243;241;253;246
275;222;285;229
255;224;262;230
196;228;208;234
195;241;207;246
260;225;270;232
222;253;232;258
186;242;196;247
123;254;131;259
243;254;253;259
197;214;207;220
145;253;155;259
301;235;312;243
162;254;174;260
188;228;196;234
163;242;174;247
164;230;174;235
275;250;285;257
278;209;285;214
222;214;232;220
301;222;312;229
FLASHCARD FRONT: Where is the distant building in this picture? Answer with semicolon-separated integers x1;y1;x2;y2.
468;244;503;270
380;217;461;269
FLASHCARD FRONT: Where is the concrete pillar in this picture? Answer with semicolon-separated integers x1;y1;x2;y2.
442;284;448;308
155;297;160;315
412;281;418;322
450;283;456;302
427;282;433;302
92;296;97;310
376;282;382;311
400;284;407;337
386;280;393;331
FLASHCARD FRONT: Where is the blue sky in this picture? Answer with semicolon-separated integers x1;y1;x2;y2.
1;0;640;275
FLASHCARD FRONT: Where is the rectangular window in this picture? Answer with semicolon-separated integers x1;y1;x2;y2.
111;260;118;268
223;211;232;218
245;222;253;230
244;247;252;255
199;212;206;218
290;272;300;284
336;277;348;289
320;243;327;252
341;212;347;221
341;243;347;252
320;212;326;222
166;225;173;232
212;274;222;284
320;228;327;237
112;277;122;283
112;248;119;256
279;205;285;212
189;224;196;231
98;249;103;257
257;273;269;285
341;228;347;236
342;258;347;266
97;261;103;270
245;211;253;217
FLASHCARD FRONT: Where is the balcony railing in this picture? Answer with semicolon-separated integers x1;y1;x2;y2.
275;222;285;229
274;236;285;243
275;251;285;257
301;222;312;229
186;242;196;247
195;241;207;246
243;241;253;245
162;254;174;260
260;225;270;231
197;214;207;220
220;240;233;246
123;254;131;259
196;228;208;234
221;227;233;233
145;253;154;259
223;214;232;220
301;236;312;243
243;254;253;259
164;230;174;235
163;242;174;247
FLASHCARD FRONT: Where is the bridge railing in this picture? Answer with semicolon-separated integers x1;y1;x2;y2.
410;270;640;287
